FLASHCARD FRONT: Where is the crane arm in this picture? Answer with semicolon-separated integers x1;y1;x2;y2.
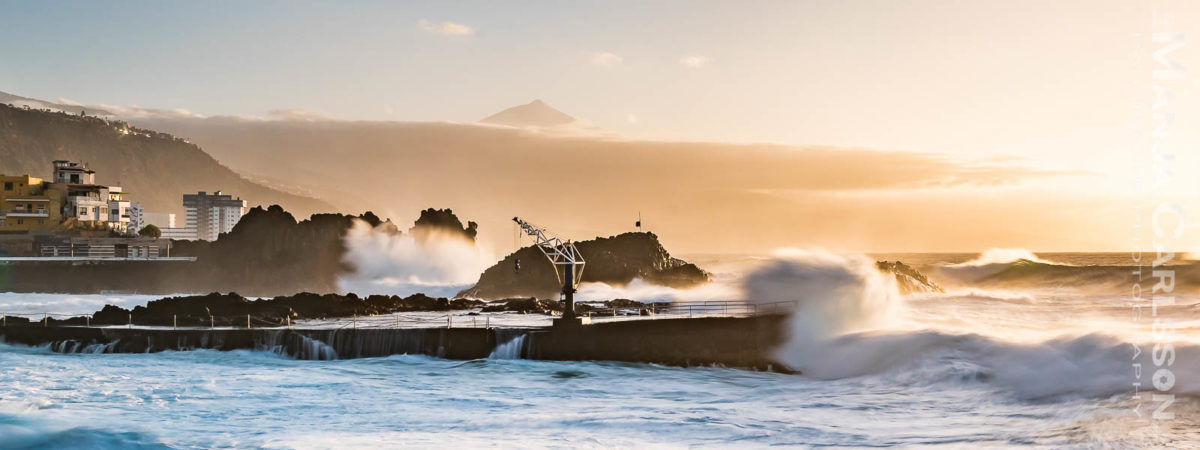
513;217;585;289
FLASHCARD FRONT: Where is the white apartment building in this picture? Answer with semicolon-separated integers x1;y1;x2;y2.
54;161;133;234
181;191;246;241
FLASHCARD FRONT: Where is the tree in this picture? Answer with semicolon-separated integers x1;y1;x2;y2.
138;224;162;238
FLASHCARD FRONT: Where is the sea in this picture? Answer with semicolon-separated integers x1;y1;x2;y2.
0;251;1198;448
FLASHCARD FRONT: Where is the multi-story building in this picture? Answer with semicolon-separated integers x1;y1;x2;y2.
1;161;136;234
106;187;132;233
0;174;63;231
127;202;144;234
52;161;133;233
51;160;95;184
182;191;246;241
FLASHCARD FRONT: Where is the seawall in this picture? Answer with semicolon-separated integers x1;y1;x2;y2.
0;315;789;370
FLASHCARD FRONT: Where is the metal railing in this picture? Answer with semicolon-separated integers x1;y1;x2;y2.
580;299;796;319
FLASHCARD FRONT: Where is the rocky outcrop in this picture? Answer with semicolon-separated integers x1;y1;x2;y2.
409;208;477;242
83;292;482;327
877;261;944;294
459;232;710;300
0;205;469;296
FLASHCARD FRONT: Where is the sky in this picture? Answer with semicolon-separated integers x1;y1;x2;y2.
1;0;1197;252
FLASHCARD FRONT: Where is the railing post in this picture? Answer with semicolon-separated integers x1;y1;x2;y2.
2;313;5;327
44;313;48;327
247;314;251;329
173;315;177;330
86;315;90;328
210;315;214;330
485;315;490;329
473;316;477;328
128;313;132;329
395;315;401;328
287;316;291;330
447;315;452;328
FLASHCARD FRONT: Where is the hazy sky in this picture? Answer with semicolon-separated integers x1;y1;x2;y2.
1;0;1197;252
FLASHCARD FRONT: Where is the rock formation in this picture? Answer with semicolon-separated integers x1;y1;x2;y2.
876;261;944;294
459;232;710;300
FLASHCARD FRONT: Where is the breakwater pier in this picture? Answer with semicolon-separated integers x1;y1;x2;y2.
0;315;790;371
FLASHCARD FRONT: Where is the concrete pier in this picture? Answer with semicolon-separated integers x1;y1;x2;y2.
0;315;789;370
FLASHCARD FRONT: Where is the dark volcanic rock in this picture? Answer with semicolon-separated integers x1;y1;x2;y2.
84;292;483;327
459;232;710;300
409;208;478;242
876;261;944;294
2;205;475;297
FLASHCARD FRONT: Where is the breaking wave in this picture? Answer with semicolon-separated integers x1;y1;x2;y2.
337;219;496;297
949;248;1058;267
932;249;1199;294
741;249;1200;400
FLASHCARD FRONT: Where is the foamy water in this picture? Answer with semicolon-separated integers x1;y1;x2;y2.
2;251;1199;448
3;344;1196;448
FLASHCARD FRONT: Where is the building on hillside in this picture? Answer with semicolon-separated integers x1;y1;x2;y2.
183;191;246;241
127;202;144;233
106;187;132;233
52;160;95;184
0;174;64;231
52;161;133;233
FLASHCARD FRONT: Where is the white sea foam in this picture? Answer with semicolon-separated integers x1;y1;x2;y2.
336;219;497;297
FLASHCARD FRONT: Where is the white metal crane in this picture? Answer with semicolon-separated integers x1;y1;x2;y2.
513;217;585;324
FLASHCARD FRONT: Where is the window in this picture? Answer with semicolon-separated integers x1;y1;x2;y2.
3;182;11;190
16;219;23;225
78;207;87;216
38;219;44;225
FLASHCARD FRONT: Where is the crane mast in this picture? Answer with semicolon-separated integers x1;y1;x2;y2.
513;217;585;324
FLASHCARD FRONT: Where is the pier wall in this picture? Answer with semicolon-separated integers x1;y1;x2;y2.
0;316;789;370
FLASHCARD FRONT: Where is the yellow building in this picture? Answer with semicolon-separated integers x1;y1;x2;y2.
0;174;65;232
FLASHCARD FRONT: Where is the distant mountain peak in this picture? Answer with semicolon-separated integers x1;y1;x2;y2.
480;99;576;127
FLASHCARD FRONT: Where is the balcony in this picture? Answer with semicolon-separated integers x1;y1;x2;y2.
3;210;49;218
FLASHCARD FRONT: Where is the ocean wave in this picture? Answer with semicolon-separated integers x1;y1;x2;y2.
947;248;1062;268
934;259;1200;294
0;414;168;449
741;250;1198;401
781;329;1199;401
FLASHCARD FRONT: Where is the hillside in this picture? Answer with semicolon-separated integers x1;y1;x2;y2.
0;103;331;218
0;90;111;116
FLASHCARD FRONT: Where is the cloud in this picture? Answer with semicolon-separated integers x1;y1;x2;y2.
417;19;473;35
679;55;710;69
90;104;205;119
589;51;623;67
265;108;334;122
